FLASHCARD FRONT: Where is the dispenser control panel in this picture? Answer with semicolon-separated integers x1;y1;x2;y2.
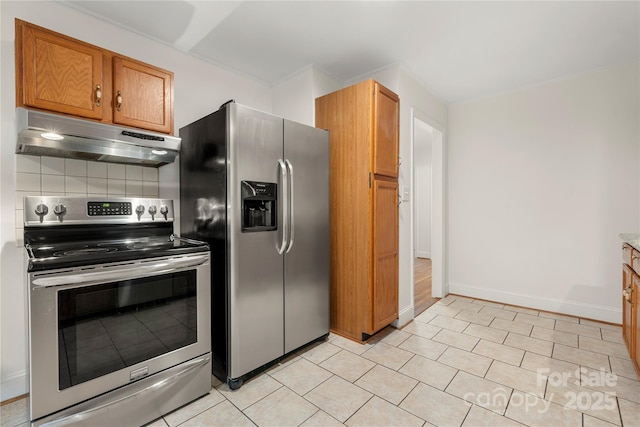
241;181;277;232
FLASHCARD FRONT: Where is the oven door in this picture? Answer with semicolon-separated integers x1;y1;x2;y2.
28;252;211;422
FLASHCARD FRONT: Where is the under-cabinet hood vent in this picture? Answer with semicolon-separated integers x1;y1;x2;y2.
15;108;181;167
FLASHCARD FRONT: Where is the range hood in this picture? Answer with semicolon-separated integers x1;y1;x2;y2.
16;108;181;167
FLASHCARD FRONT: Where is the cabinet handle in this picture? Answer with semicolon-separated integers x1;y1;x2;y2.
116;90;123;112
95;84;102;107
623;286;633;303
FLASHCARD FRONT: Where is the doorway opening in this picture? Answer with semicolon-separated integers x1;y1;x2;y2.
414;258;435;315
411;110;444;316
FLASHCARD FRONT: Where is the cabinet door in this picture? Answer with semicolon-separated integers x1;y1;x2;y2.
371;179;399;332
623;264;634;351
372;83;399;178
113;57;173;134
19;23;103;119
633;274;639;372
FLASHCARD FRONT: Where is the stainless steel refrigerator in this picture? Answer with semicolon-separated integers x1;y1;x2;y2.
179;102;329;389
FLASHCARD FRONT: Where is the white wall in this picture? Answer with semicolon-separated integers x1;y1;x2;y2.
415;120;433;258
272;66;315;125
0;0;274;400
271;66;341;126
448;62;640;323
312;68;343;103
398;69;448;324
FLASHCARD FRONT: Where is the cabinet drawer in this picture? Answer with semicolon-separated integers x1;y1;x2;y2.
634;249;640;273
623;244;632;265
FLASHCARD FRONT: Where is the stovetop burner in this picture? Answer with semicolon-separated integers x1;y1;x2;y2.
125;237;176;250
53;247;117;257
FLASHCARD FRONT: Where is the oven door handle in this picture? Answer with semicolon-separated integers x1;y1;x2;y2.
31;253;210;288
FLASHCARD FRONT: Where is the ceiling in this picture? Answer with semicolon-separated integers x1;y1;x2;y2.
61;1;639;103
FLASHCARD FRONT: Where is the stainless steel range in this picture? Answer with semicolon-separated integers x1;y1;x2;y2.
23;196;212;427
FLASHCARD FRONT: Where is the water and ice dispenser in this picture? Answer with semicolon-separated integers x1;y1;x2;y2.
241;181;277;232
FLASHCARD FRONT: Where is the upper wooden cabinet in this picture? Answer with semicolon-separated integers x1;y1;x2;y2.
315;79;399;342
112;57;173;133
16;19;174;134
17;21;105;120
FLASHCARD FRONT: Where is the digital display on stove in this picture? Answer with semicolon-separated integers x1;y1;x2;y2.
87;201;132;216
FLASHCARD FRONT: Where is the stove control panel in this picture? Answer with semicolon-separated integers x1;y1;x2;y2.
24;196;174;226
88;201;133;216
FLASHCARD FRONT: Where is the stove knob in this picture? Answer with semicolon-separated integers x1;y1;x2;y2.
160;205;169;220
34;203;48;222
148;205;157;220
53;204;66;221
135;205;145;220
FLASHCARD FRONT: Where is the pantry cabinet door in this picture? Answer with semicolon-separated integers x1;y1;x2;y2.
372;83;399;178
371;178;399;332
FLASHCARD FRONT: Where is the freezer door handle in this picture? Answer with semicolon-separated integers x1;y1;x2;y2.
277;159;288;254
285;159;295;253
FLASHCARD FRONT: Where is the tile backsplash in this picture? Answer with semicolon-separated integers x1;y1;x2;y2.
14;155;160;246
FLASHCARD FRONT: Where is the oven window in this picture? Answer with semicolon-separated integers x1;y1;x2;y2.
57;270;197;390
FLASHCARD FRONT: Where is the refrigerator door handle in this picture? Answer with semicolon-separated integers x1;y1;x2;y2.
285;159;295;253
277;159;288;254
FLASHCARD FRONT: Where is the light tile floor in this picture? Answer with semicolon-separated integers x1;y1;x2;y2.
2;295;639;427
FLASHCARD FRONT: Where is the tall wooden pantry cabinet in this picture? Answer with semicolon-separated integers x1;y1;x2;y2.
315;79;399;342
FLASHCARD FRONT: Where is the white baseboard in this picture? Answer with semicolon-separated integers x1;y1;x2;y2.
448;282;621;324
392;304;414;329
1;370;28;402
415;251;431;259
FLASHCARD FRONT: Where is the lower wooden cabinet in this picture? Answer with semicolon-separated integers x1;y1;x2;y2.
633;274;640;375
621;243;640;378
623;263;634;351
